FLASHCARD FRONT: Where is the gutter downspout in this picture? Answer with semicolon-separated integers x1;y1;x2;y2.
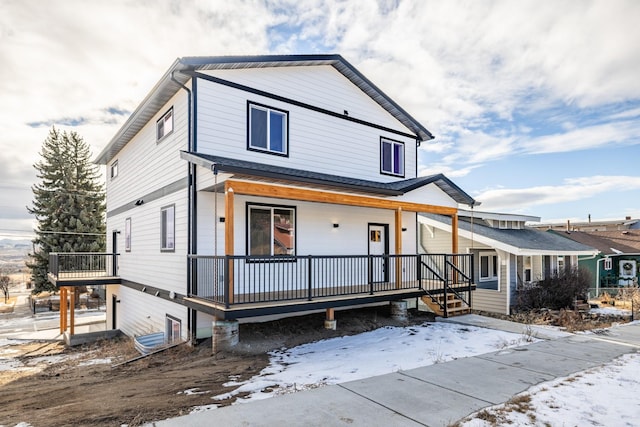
171;70;196;342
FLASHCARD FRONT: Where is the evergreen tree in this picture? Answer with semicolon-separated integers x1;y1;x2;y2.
27;127;106;293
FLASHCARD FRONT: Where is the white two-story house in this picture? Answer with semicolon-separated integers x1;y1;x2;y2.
49;55;477;343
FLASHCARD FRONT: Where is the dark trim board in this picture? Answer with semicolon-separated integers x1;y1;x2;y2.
189;71;419;141
107;177;188;218
184;290;426;320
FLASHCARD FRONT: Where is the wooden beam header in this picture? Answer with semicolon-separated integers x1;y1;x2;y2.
225;180;458;215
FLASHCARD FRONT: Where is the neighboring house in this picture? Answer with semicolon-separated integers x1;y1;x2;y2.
549;229;640;295
48;55;477;343
418;210;598;315
531;216;640;232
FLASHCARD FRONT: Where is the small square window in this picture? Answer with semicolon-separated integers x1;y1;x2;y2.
157;108;174;141
161;205;175;251
380;138;404;177
248;103;288;156
110;160;118;179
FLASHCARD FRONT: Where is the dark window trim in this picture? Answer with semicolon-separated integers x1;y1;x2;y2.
246;101;290;157
245;202;297;260
188;70;419;141
160;204;176;252
156;107;174;142
380;137;405;178
110;160;119;179
125;217;131;252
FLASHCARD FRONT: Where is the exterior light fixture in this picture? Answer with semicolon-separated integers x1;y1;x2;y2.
333;223;339;228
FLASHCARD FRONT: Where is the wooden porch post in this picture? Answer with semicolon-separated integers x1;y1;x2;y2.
59;287;66;333
225;185;234;304
395;207;402;289
69;287;75;336
451;213;459;254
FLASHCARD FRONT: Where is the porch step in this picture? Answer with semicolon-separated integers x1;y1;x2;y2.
421;294;470;318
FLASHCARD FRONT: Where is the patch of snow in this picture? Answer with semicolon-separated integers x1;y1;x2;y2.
459;353;640;426
590;307;631;316
195;322;539;410
77;358;112;366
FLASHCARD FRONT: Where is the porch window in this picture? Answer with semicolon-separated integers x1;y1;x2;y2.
161;205;175;251
248;204;295;256
523;256;532;282
248;102;288;156
380;137;404;177
157;107;173;141
480;253;498;281
166;315;181;343
125;217;131;252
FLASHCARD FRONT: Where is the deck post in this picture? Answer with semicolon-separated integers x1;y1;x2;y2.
395;207;402;289
59;287;67;333
324;308;336;330
69;287;75;336
225;185;234;305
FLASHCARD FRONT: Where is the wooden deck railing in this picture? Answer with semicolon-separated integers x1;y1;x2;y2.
189;253;473;308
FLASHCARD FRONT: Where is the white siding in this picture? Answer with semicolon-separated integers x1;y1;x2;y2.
106;88;189;209
395;184;458;208
107;285;188;339
195;68;418;182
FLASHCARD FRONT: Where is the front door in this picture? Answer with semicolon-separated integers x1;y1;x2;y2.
368;224;389;282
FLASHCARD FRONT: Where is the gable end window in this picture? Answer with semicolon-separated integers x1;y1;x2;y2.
110;160;118;179
380;137;404;177
161;205;175;252
247;102;288;156
157;108;174;142
247;203;296;256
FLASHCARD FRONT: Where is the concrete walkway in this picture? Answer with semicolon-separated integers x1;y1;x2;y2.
153;315;640;427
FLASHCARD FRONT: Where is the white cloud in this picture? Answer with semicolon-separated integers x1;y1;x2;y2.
474;175;640;212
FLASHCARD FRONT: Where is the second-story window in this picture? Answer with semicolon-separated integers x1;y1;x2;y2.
110;160;118;179
380;137;404;177
157;108;173;142
248;102;288;156
125;217;131;252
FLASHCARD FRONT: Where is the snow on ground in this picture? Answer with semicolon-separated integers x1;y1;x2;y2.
590;306;631;316
459;352;640;427
191;322;539;411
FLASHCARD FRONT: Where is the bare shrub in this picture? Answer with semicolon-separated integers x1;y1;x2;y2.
516;266;592;310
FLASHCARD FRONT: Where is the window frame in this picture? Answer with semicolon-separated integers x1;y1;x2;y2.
165;314;181;343
156;107;174;142
110;160;118;179
124;217;131;252
246;202;296;258
160;204;175;252
380;137;405;177
247;102;289;157
479;252;498;282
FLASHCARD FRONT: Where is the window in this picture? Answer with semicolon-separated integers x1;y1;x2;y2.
523;256;532;282
125;217;131;252
480;253;498;281
157;108;173;141
110;160;118;179
248;103;288;155
161;205;175;251
247;204;295;256
166;315;181;343
380;137;404;176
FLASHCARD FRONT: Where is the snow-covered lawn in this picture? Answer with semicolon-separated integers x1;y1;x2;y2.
192;322;539;411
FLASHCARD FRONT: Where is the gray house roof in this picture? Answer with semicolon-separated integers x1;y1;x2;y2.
420;213;598;255
181;151;476;206
96;54;434;164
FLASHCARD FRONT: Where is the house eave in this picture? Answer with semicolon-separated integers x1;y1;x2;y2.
95;54;434;165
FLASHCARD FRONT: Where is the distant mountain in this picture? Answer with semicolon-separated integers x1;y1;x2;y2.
0;238;32;249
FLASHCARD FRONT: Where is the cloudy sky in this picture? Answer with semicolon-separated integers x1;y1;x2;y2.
2;0;640;239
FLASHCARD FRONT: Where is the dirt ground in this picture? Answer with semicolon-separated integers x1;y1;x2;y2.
0;306;435;427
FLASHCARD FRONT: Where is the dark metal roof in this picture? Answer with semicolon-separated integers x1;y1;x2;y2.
96;54;433;164
421;213;598;253
181;151;476;206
